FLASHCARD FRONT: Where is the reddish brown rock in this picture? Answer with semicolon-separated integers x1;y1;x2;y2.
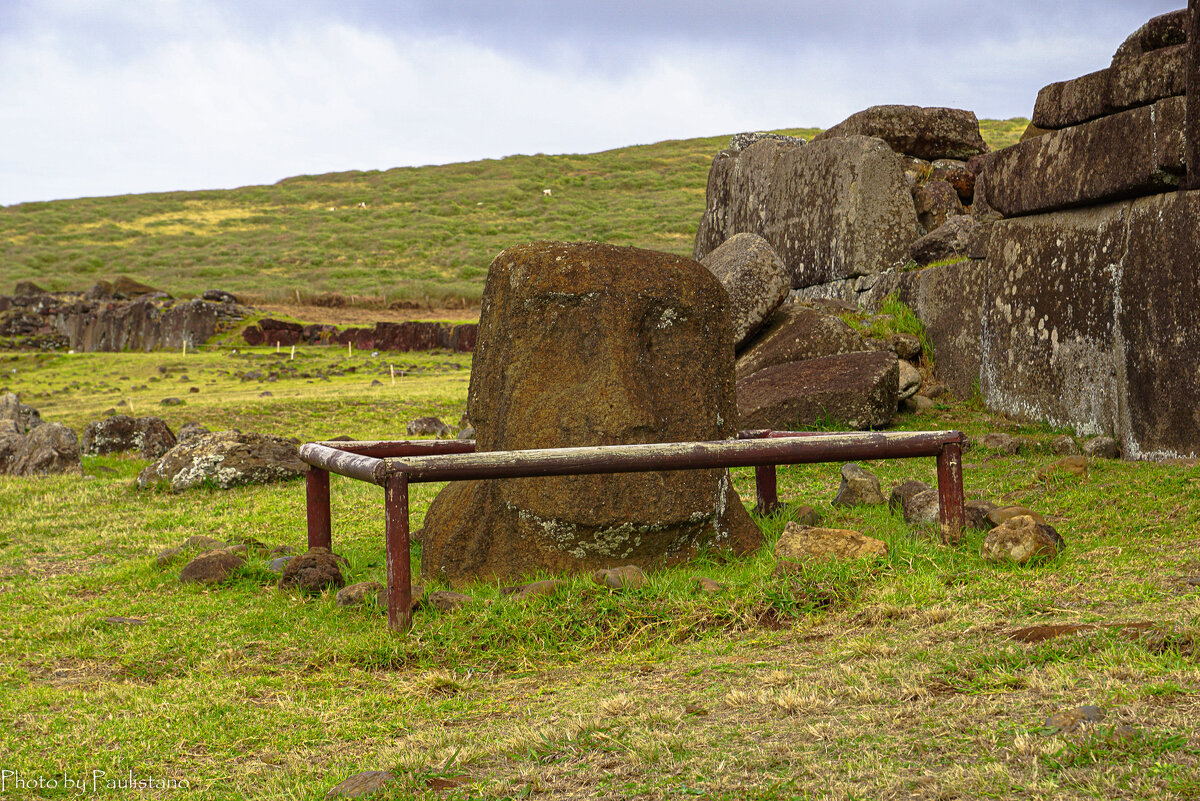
987;96;1185;216
278;548;346;594
180;550;245;585
913;180;966;233
737;350;898;431
812;105;988;160
1033;45;1185;130
81;415;176;459
417;242;761;588
735;304;867;381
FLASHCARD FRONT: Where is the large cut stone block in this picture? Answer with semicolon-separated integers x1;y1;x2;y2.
695;136;919;289
811;105;989;160
736;351;898;431
1032;45;1185;130
699;232;790;350
908;259;991;399
418;241;761;587
734;304;866;382
986;96;1185;217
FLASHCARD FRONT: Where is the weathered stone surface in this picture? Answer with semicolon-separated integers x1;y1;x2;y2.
1049;435;1082;456
336;581;384;608
0;392;43;433
423;590;473;612
1039;455;1089;479
897;360;921;400
406;416;453;437
1034;45;1185;129
965;498;998;530
7;422;81;476
902;489;941;526
1083;436;1121;459
0;421;22;473
699;232;790;349
176;421;210;443
811;105;988;160
1111;9;1188;64
979;433;1024;455
908;215;983;265
987;96;1185;216
931;164;976;202
988;506;1047;527
278;548;346;594
901;394;935;414
136;430;306;491
694;136;919;289
904;258;988;398
81;415;176;459
500;579;568;600
775;521;888;560
729;131;807;151
417;242;761;587
737;350;898;431
889;479;932;514
591;565;649;590
979;190;1200;457
179;550;245;585
913;181;965;233
734;304;867;381
833;463;885;507
981;515;1064;564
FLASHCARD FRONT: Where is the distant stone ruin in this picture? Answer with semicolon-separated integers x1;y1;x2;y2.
698;8;1199;459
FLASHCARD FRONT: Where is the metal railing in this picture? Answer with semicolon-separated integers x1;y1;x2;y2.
299;429;966;632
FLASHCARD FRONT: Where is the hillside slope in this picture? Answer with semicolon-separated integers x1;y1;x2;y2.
0;119;1027;306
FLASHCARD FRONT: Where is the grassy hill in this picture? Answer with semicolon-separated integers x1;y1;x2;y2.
0;119;1028;307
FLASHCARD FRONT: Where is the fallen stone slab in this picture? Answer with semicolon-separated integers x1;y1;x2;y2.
1033;44;1184;130
735;304;866;381
811;105;988;161
700;232;790;349
986;95;1184;217
736;350;898;431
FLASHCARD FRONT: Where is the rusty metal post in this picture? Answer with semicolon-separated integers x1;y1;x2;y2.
936;442;965;546
754;465;781;515
306;468;332;550
1187;0;1200;188
384;472;413;633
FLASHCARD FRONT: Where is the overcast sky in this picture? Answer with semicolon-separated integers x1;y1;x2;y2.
0;0;1184;206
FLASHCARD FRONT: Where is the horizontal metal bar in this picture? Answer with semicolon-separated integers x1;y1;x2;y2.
381;430;965;483
300;442;386;484
309;440;477;458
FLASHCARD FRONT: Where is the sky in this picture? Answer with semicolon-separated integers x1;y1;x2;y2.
0;0;1186;206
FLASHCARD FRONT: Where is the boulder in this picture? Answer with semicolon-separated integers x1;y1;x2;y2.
699;232;790;349
735;305;867;381
0;392;43;433
136;430;307;491
417;241;761;587
811;105;988;161
737;350;899;431
987;96;1184;217
774;521;888;561
832;463;885;507
278;548;346;594
1083;436;1121;459
981;515;1064;564
81;415;177;459
7;423;81;476
694;136;919;289
0;420;24;473
913;181;965;234
908;215;983;266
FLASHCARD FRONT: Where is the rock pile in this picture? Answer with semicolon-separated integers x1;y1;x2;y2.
0;393;80;476
242;319;477;353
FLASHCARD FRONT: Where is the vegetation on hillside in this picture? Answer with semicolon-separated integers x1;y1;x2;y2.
1;121;1027;308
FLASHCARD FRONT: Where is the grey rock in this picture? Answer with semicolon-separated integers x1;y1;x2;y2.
1049;435;1082;456
833;463;885;507
1083;436;1121;459
406;416;453;438
982;516;1064;564
266;556;293;573
812;105;988;160
901;394;936;414
81;415;176;459
897;359;921;401
0;392;43;433
729;131;806;151
8;422;80;476
700;232;791;349
137;430;306;492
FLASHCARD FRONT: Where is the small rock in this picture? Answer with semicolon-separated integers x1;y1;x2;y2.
278;548;347;594
1048;435;1081;455
888;333;923;362
423;590;473;612
1044;705;1105;734
774;521;888;560
336;581;384;608
325;770;397;799
901;489;941;527
180;550;245;585
897;360;921;401
592;565;648;590
406;416;453;438
258;391;274;398
1039;455;1088;479
1083;436;1121;459
370;379;383;387
833;463;885;507
500;579;569;599
889;479;932;514
160;397;184;406
155;535;228;568
693;577;725;594
979;432;1022;454
266;556;293;573
981;515;1063;564
787;504;821;527
965;498;999;529
456;425;475;441
901;395;935;414
103;616;145;626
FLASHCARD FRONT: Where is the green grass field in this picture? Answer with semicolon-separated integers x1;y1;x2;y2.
1;343;1197;800
0;120;1029;309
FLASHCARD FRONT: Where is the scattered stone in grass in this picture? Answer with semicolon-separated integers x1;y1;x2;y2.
1187;575;1200;587
786;504;821;527
889;480;932;513
266;556;293;573
278;547;346;594
1049;435;1081;455
267;544;295;558
155;535;228;568
979;432;1023;454
1044;705;1104;734
987;506;1046;526
103;616;145;626
775;521;887;560
833;463;885;507
258;391;273;398
500;579;569;599
180;550;245;585
422;590;473;612
981;516;1063;564
1083;436;1121;459
902;488;940;527
683;703;710;716
370;379;383;387
226;535;271;557
1009;623;1096;643
336;581;384;608
325;770;397;799
406;416;454;437
901;394;935;414
1039;455;1088;478
693;577;725;594
456;425;475;441
160;397;184;406
591;565;648;590
137;430;307;492
188;387;199;393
